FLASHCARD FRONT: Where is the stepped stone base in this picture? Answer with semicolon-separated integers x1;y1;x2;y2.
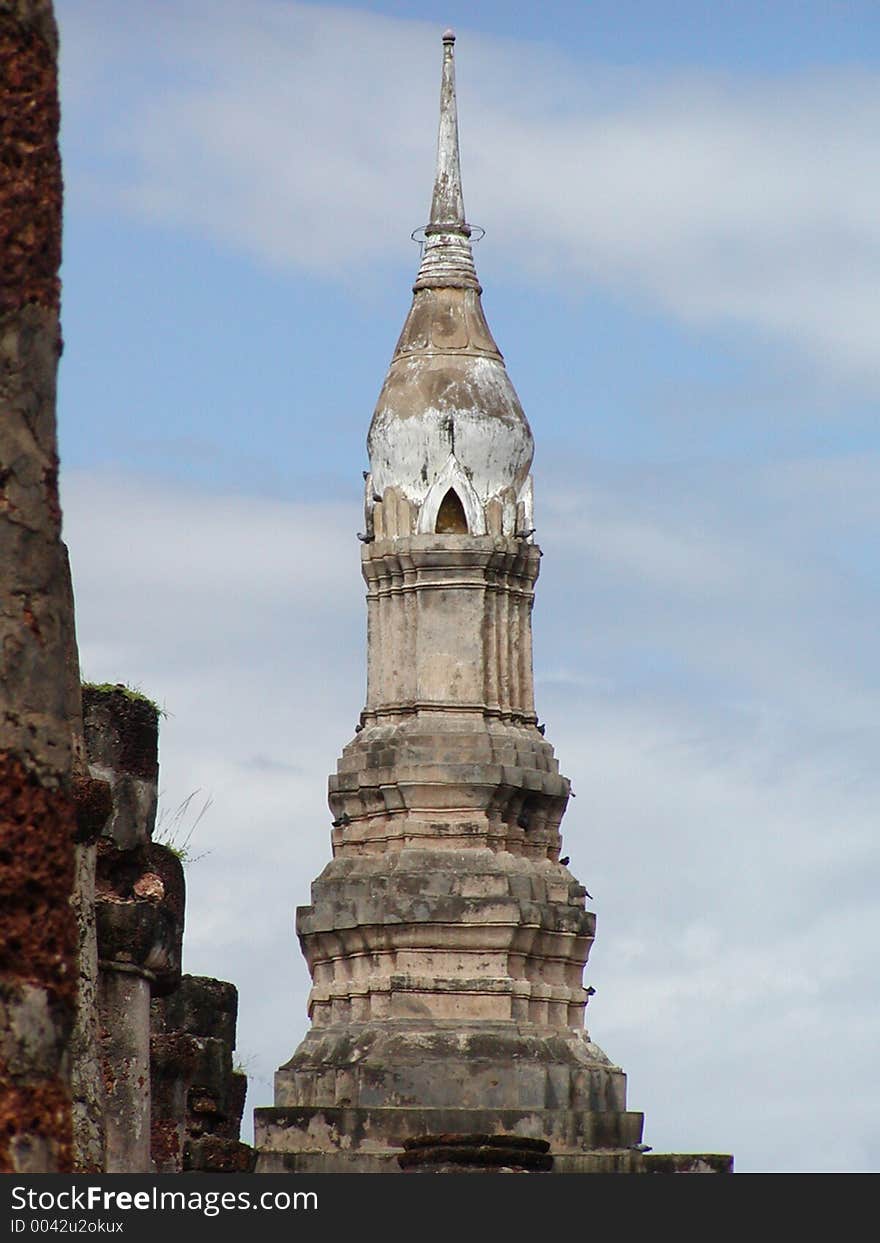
255;1109;731;1175
255;1019;732;1174
255;1105;643;1167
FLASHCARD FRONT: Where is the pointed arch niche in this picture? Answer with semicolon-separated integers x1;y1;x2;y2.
435;489;468;533
417;454;486;535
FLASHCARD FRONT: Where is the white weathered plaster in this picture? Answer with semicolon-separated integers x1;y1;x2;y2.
417;454;486;534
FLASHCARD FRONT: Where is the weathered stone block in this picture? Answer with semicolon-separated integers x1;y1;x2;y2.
82;687;158;850
152;975;238;1050
150;974;252;1174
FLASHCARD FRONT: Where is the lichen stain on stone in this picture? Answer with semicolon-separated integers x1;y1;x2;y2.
132;872;165;903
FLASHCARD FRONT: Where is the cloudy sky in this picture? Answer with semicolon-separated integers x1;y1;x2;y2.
53;0;879;1173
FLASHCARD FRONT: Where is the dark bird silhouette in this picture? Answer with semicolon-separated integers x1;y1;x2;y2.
559;856;570;866
585;986;596;996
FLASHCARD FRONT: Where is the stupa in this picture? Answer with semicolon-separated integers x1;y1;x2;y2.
254;32;731;1175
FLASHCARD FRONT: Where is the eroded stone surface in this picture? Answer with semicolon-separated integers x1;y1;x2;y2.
82;687;184;1172
151;975;253;1174
82;687;159;851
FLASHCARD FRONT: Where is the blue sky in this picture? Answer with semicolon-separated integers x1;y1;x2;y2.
53;1;880;1173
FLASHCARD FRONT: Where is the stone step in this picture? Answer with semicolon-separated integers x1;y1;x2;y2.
254;1104;644;1154
255;1146;733;1175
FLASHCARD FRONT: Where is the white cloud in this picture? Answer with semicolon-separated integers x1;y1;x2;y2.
58;1;880;389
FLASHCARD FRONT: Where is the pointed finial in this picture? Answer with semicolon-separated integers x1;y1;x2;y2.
429;29;467;234
413;32;480;291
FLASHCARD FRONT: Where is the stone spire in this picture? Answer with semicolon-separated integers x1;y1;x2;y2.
414;30;479;292
255;32;732;1177
429;30;466;229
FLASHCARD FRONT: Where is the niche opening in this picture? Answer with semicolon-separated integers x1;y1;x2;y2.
435;488;469;534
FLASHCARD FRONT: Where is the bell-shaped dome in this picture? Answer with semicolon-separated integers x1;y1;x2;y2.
366;33;533;538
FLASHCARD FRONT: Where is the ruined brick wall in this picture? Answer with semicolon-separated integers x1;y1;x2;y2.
83;687;183;1173
151;976;253;1174
0;0;79;1173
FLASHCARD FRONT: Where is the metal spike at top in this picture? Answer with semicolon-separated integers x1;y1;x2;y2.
414;32;480;291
